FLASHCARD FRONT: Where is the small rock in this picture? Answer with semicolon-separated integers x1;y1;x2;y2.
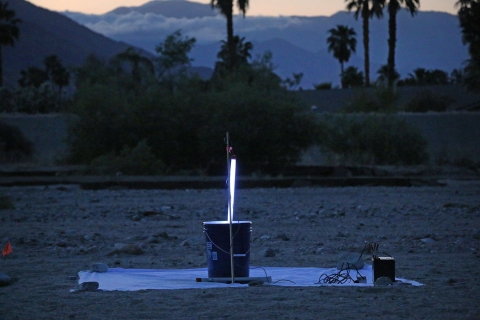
78;281;99;291
248;280;264;287
107;243;144;256
315;247;324;254
114;243;127;250
276;233;290;241
337;231;350;238
131;215;142;221
146;236;160;243
91;263;109;273
155;232;171;239
0;272;13;287
56;240;69;248
420;238;436;244
262;247;275;257
88;245;99;252
77;246;88;254
374;277;392;287
84;233;95;241
260;235;271;240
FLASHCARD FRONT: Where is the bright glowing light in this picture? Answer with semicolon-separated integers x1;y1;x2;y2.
227;158;236;223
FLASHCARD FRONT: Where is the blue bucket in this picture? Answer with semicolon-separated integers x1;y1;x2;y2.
203;221;252;278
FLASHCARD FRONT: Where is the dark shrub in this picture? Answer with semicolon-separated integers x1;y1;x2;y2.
341;88;399;113
88;140;165;175
68;83;317;174
0;86;70;114
314;82;333;90
403;89;455;112
67;50;318;175
317;114;429;165
197;80;317;173
0;121;34;163
0;88;15;113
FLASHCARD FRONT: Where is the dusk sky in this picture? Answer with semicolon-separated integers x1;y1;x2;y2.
27;0;458;16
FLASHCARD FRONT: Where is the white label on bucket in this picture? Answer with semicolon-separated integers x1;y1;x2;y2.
206;242;212;250
212;252;217;261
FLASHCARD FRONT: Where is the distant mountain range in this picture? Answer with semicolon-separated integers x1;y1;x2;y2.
62;0;469;88
106;0;216;18
3;0;154;87
4;0;469;89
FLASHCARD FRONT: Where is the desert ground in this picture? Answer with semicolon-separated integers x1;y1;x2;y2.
0;178;479;319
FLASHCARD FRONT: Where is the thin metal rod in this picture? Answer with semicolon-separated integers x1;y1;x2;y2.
226;132;234;284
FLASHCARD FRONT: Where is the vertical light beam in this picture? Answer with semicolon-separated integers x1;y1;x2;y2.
227;158;236;222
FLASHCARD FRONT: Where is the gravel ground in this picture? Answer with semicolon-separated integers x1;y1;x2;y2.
0;180;479;319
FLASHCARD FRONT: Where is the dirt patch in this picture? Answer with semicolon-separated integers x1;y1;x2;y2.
0;180;479;319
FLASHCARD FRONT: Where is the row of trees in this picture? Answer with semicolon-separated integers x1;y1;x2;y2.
0;0;251;89
1;0;479;91
211;0;250;72
66;36;429;172
457;0;480;91
0;54;71;113
0;0;433;169
328;0;479;91
67;32;318;173
0;1;21;87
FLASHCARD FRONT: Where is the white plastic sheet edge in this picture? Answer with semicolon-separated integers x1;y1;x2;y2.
75;265;423;291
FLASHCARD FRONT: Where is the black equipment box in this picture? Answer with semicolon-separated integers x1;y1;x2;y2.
373;257;395;283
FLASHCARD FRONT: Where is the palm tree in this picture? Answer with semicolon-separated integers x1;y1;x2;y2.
376;64;399;85
327;25;357;87
345;0;385;87
456;0;480;60
213;35;253;78
0;1;21;87
386;0;420;88
342;66;364;88
408;67;428;85
44;55;70;96
211;0;249;71
216;35;253;66
455;0;480;92
115;47;154;82
18;67;48;88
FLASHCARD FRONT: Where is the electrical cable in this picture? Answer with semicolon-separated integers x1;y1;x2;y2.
249;266;273;283
316;262;362;285
315;241;394;285
315;242;375;285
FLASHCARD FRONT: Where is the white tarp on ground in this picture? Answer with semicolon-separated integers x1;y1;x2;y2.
77;265;423;291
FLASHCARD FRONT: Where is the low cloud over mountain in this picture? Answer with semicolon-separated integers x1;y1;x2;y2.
62;1;470;88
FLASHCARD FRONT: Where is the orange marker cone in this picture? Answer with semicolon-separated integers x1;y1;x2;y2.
2;241;12;257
